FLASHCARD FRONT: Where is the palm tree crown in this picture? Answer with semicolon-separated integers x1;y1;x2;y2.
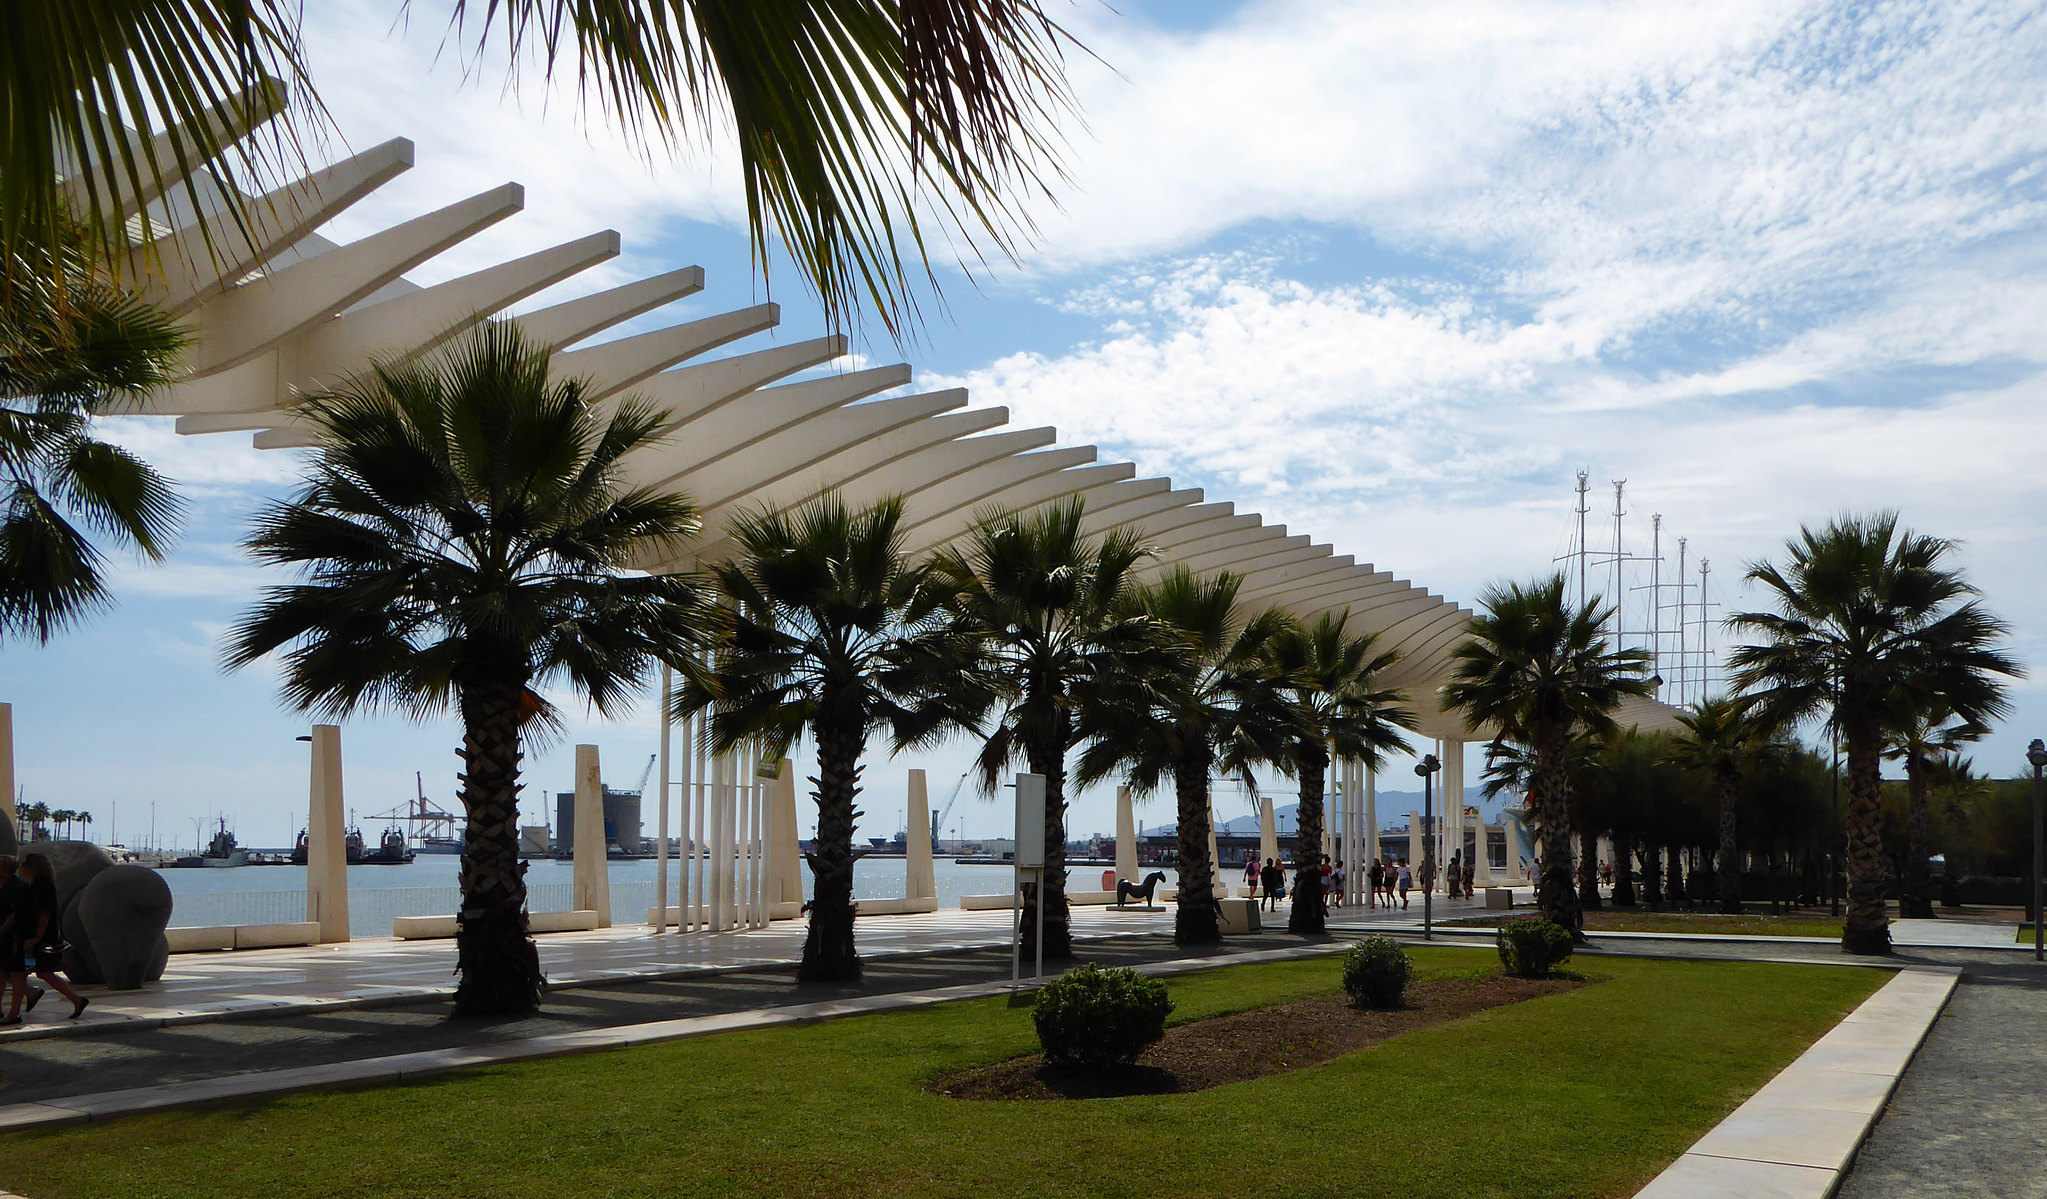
928;497;1152;959
1442;574;1653;933
1261;611;1413;934
0;215;184;642
1669;697;1780;915
677;492;979;982
1726;512;2019;953
1074;567;1299;947
225;320;713;1014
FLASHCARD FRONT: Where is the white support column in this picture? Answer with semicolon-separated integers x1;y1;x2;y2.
1207;801;1223;897
906;769;935;902
690;718;707;930
572;744;611;927
653;665;672;931
0;703;15;849
1408;809;1423;876
1259;796;1278;878
1114;786;1138;886
1365;766;1379;875
771;764;801;908
710;749;729;931
1444;738;1466;891
307;724;349;943
676;710;694;932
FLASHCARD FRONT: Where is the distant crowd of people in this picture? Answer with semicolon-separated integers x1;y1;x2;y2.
0;854;87;1024
1238;848;1492;914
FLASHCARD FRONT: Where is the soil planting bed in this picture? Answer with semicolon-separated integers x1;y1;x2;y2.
931;973;1585;1101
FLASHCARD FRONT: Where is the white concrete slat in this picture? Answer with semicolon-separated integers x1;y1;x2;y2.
1076;485;1201;535
139;138;417;314
1146;520;1289;565
1136;506;1255;550
897;461;1140;557
617;364;915;489
628;335;847;424
516;268;706;351
555;304;779;401
181;183;527;376
644;388;967;500
147;231;623;420
61;83;287;221
895;446;1099;530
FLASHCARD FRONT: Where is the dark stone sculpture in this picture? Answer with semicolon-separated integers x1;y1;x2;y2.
1115;871;1168;910
71;865;174;990
23;840;113;916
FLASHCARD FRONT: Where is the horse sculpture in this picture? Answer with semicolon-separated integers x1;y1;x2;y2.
1115;871;1168;910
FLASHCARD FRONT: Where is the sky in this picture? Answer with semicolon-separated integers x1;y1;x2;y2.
12;0;2047;852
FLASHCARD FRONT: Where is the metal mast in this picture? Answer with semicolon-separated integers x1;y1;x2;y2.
1575;471;1590;608
1649;514;1662;694
1610;479;1626;641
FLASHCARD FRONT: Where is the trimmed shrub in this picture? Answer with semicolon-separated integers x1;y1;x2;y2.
1497;918;1574;978
1341;936;1412;1008
1032;963;1173;1069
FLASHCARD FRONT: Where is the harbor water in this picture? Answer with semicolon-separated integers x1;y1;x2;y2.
160;856;1180;940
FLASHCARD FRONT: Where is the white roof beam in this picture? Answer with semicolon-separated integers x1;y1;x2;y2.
557;303;778;401
515;268;705;351
898;446;1098;530
1077;485;1200;535
183;182;526;376
619;364;913;488
900;462;1139;557
65;83;286;220
645;387;964;500
631;335;845;424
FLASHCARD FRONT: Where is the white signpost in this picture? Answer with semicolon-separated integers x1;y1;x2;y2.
1011;772;1047;983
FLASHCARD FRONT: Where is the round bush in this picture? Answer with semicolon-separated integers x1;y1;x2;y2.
1496;918;1574;978
1341;936;1412;1008
1032;963;1174;1069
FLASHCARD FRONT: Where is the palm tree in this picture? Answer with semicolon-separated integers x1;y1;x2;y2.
1442;575;1654;933
1669;698;1780;915
1884;703;1985;919
928;498;1152;960
6;2;1078;338
0;214;184;642
1262;611;1414;934
1727;513;2019;955
225;321;713;1015
677;493;979;983
76;811;93;844
1074;568;1298;947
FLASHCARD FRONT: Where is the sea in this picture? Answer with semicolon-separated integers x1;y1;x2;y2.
159;855;1180;940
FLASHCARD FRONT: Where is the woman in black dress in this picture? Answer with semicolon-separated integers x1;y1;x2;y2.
18;854;85;1020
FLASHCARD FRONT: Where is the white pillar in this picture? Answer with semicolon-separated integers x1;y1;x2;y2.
1259;796;1279;874
1443;738;1466;890
906;768;935;901
1365;766;1379;871
770;762;802;907
653;666;672;930
1408;809;1423;877
1207;801;1223;897
572;744;612;927
307;724;349;943
0;703;15;845
710;749;729;931
689;720;707;930
1114;786;1138;885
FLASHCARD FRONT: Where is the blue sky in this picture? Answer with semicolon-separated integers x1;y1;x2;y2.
14;0;2047;851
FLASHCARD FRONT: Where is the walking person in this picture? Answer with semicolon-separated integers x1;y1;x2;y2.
1446;854;1462;899
1395;858;1412;910
0;857;29;1026
1330;859;1345;910
1259;858;1284;912
1366;858;1384;909
1243;852;1260;898
17;854;85;1021
1463;858;1476;899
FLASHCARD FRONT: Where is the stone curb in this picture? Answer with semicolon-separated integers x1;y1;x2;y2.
1631;965;1962;1199
0;939;1368;1133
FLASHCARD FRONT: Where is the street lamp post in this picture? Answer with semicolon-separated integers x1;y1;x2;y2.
2028;739;2046;964
1416;753;1441;941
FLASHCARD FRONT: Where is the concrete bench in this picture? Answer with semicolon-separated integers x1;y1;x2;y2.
855;896;938;916
1484;887;1514;910
165;922;323;953
393;909;601;940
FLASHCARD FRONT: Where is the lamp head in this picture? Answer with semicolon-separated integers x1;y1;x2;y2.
1414;754;1440;777
2028;739;2047;770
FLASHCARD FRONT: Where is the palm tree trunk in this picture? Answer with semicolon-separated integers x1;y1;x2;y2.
1717;779;1742;915
1577;827;1602;911
1024;733;1073;960
801;714;864;982
1288;745;1328;935
1901;753;1934;919
1612;830;1636;906
1640;841;1663;910
1173;750;1220;946
1533;731;1581;933
454;671;542;1017
1665;841;1684;910
1841;709;1892;954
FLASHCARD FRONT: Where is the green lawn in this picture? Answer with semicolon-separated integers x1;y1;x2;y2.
1454;910;1847;939
1;950;1883;1199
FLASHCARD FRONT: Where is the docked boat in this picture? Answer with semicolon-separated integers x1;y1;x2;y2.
359;825;416;864
200;820;248;868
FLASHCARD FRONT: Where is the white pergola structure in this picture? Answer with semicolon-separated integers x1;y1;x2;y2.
119;113;1676;931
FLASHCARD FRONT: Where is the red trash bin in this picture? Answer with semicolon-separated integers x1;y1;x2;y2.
1102;869;1117;891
